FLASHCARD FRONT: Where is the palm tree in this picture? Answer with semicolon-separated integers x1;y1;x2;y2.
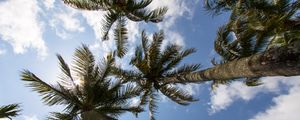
63;0;167;40
20;44;143;120
0;104;20;120
163;0;300;86
112;30;200;120
199;0;300;88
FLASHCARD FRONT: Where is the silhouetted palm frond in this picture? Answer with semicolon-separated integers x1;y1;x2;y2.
0;104;21;119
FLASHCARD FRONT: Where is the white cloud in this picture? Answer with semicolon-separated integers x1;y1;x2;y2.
80;10;106;40
54;10;84;32
0;0;47;57
250;77;300;120
49;7;84;40
0;48;6;55
209;76;300;114
43;0;55;10
23;115;39;120
148;0;192;29
147;0;198;48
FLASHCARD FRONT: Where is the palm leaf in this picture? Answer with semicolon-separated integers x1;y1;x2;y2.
47;112;77;120
63;0;109;10
149;89;158;120
102;10;119;40
0;104;21;119
20;70;81;107
160;85;197;105
114;18;128;57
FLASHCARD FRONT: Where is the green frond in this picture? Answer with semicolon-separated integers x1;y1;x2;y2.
114;18;128;58
159;44;181;66
165;64;201;77
20;70;81;107
73;44;96;83
0;104;21;119
141;30;150;55
244;77;263;87
146;7;168;23
149;90;158;120
94;53;115;87
160;85;197;105
139;90;150;107
130;0;153;10
57;54;72;79
164;48;196;71
63;0;109;10
130;46;149;74
102;10;119;40
114;83;142;102
148;30;164;66
47;112;77;120
111;67;143;83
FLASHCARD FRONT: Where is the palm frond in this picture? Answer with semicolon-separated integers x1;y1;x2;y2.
111;67;142;83
159;44;181;66
141;30;150;55
130;0;153;10
73;44;96;84
47;112;77;120
146;7;168;23
164;48;196;71
165;64;201;77
0;104;21;119
102;10;119;40
148;30;164;66
63;0;109;10
114;18;128;58
149;90;158;120
160;85;197;105
20;70;81;107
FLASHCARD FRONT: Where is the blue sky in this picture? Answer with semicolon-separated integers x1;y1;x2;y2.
0;0;300;120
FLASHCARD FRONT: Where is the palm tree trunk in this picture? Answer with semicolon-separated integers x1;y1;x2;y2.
164;40;300;84
81;110;117;120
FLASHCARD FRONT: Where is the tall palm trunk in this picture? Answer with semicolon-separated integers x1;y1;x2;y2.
164;40;300;84
81;110;116;120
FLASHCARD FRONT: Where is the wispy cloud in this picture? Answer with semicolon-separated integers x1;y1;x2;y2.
0;0;47;58
23;115;39;120
209;76;300;114
250;77;300;120
42;0;55;10
0;48;6;55
49;7;85;40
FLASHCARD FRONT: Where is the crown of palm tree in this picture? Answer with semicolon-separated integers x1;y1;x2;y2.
112;30;200;120
208;0;300;88
21;44;143;120
63;0;167;40
0;104;21;120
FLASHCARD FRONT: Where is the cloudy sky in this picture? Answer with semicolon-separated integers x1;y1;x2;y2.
0;0;299;120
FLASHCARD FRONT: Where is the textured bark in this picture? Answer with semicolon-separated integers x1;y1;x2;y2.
81;110;116;120
164;40;300;84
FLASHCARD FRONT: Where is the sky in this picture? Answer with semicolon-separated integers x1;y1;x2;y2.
0;0;300;120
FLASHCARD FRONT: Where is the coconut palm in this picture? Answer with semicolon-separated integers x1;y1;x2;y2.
202;0;300;88
20;44;143;120
0;104;21;120
63;0;167;40
163;0;300;87
112;30;200;120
